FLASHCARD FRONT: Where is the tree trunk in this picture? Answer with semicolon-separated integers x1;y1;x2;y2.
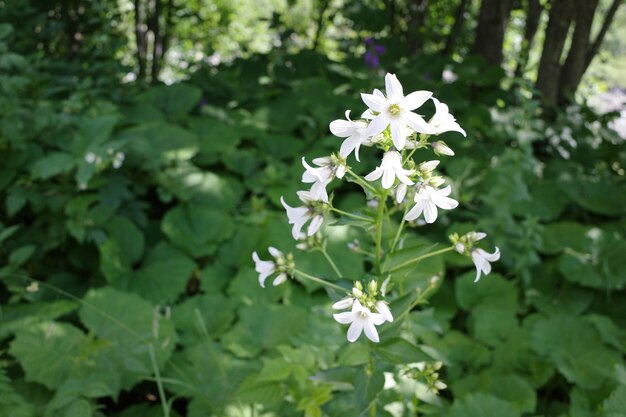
472;0;513;67
407;0;429;54
584;0;623;73
150;0;162;83
514;0;542;78
312;0;331;51
535;0;575;107
443;0;470;56
134;0;147;79
558;0;600;104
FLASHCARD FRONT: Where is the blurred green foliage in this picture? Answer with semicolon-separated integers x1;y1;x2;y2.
1;1;626;416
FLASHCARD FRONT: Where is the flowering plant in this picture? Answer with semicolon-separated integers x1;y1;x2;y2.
253;73;500;349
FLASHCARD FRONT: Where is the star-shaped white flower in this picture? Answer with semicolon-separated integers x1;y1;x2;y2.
281;191;324;240
329;111;370;161
404;184;459;223
471;247;500;282
361;73;436;150
365;150;414;189
429;98;466;137
302;156;346;203
333;300;385;343
252;247;287;287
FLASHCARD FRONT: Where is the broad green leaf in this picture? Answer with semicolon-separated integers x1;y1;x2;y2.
374;337;432;364
9;322;120;396
79;287;177;390
354;369;384;416
0;366;35;417
233;376;284;407
129;242;196;304
0;300;78;340
455;273;517;311
444;393;521;417
138;84;202;119
8;245;35;266
188;117;242;155
602;385;626;417
453;373;536;414
468;305;519;347
162;204;235;258
539;222;593;255
171;294;235;344
31;152;74;179
221;304;307;358
531;315;621;389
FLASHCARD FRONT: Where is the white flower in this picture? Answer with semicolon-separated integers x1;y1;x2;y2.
329;111;370;161
361;73;435;150
405;184;459;224
281;191;324;240
395;182;408;204
332;296;355;310
252;247;287;288
333;300;385;343
375;301;393;323
432;141;455;156
301;156;346;203
471;247;500;282
429;98;466;137
365;150;414;189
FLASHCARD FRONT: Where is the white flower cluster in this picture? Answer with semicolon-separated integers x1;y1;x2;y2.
253;73;500;344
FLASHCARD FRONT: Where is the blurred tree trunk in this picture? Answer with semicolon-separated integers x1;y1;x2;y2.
149;0;161;82
535;0;575;107
558;0;600;104
407;0;429;54
312;0;331;51
584;0;623;73
514;0;543;78
443;0;469;56
134;0;147;79
472;0;513;67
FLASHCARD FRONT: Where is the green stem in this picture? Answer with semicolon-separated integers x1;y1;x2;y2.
347;169;378;194
293;269;347;292
390;205;409;253
403;147;418;165
374;191;388;276
385;246;454;273
320;247;343;278
148;344;170;417
330;207;371;222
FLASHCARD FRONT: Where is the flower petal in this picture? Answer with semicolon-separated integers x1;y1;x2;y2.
402;90;432;110
364;167;383;182
363;320;380;343
347;320;364;342
390;121;406;150
403;112;436;134
404;201;424;221
423;200;438;223
308;214;324;236
365;114;389;137
272;273;287;286
375;302;393;322
361;93;386;112
332;297;355;310
385;73;403;101
329;119;353;137
381;168;395;189
268;247;282;258
334;311;354;324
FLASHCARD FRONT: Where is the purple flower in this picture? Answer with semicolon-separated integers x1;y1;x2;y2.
363;38;385;69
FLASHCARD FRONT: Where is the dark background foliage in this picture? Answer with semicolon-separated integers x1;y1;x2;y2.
0;1;625;416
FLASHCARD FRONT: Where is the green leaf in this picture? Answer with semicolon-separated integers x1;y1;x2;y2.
171;294;235;343
138;84;202;119
162;204;235;258
539;222;592;255
221;304;307;358
0;300;78;340
531;315;621;389
354;369;384;415
455;273;517;311
79;287;177;390
8;245;35;266
63;398;92;417
453;373;536;414
31;152;74;179
9;322;120;396
128;242;196;304
188;117;242;155
0;366;35;417
602;385;626;417
445;393;521;417
375;337;432;364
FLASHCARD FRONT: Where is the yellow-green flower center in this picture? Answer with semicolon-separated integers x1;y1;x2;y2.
388;104;401;116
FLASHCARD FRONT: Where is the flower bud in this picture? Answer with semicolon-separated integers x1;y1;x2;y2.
419;160;440;174
352;286;363;298
455;242;465;254
429;176;446;187
432;141;455;156
368;280;378;295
